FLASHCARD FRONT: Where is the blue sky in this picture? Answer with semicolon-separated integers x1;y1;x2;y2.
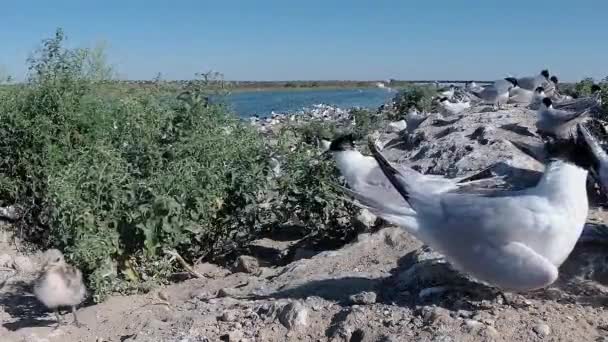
0;0;606;81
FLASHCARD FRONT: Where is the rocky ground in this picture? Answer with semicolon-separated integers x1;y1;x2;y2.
1;102;608;342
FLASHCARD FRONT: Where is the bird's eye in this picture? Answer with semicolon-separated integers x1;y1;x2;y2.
55;257;61;262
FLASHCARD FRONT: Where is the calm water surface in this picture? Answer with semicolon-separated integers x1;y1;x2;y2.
224;88;395;117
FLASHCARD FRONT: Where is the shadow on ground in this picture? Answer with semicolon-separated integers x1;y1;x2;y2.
0;281;56;330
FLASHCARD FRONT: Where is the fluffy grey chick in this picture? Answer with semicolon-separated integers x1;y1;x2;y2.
34;249;87;327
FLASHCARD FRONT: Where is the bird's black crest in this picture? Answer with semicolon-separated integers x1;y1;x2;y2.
541;69;550;78
535;86;545;93
550;76;558;84
329;134;356;151
504;77;518;87
439;97;449;102
542;97;552;107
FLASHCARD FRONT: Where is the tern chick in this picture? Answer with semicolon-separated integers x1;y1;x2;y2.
34;249;87;327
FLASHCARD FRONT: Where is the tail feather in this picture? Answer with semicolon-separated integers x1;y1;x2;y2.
336;185;414;217
367;137;412;204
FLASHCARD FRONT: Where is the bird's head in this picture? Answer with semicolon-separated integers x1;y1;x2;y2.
329;134;356;153
541;69;550;79
42;249;65;269
550;76;559;85
505;77;519;89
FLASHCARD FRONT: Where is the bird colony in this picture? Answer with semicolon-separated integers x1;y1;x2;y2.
26;69;607;330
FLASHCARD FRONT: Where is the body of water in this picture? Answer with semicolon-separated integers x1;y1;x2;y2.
224;88;395;117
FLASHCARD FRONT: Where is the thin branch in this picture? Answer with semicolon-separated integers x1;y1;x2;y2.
163;249;207;279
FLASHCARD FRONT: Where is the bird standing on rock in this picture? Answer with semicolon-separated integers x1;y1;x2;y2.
517;69;550;91
469;77;518;109
537;97;590;138
439;97;471;115
34;249;87;328
341;130;595;292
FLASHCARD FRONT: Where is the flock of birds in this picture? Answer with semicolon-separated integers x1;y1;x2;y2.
23;70;606;329
325;68;607;294
401;69;604;141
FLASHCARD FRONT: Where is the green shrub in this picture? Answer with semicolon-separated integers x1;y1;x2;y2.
391;85;436;118
0;29;358;301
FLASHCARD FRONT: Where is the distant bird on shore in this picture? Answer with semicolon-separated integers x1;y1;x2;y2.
34;249;87;327
527;87;548;109
508;85;542;105
342;134;593;292
404;107;427;132
469;77;518;109
439;97;471;115
438;85;455;100
517;69;550;91
388;120;408;133
465;81;484;93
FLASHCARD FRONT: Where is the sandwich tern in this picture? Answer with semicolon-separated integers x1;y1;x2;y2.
404;108;428;132
343;133;592;292
469;77;518;109
537;97;590;138
439;85;455;99
517;69;550;91
439;97;471;115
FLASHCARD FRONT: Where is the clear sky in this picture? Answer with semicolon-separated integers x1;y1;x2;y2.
1;0;606;81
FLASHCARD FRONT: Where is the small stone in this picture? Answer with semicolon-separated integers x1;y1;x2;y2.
219;330;243;342
484;326;499;338
533;323;551;337
217;288;239;298
0;206;21;220
234;255;260;274
219;310;238;322
456;310;473;318
464;319;484;331
278;301;308;330
292;248;316;261
355;209;377;229
348;291;377;305
191;290;215;300
420;306;452;325
12;255;35;274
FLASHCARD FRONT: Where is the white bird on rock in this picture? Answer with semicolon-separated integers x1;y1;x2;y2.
537;97;590;138
342;132;593;292
517;69;550;91
439;97;471;115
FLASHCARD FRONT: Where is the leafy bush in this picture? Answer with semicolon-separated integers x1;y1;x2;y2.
0;29;358;301
390;85;436;118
